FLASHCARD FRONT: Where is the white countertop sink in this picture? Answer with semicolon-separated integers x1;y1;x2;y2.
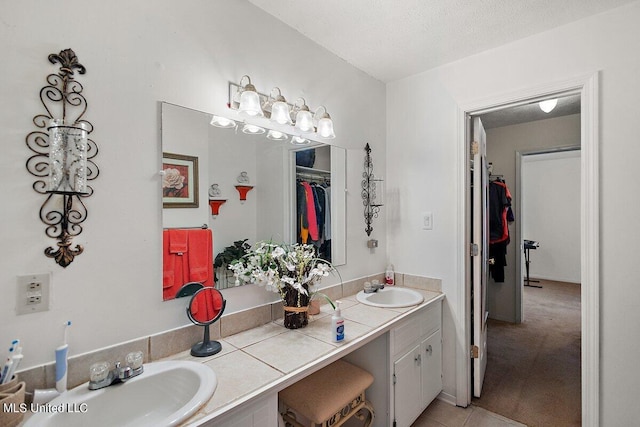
24;360;217;427
356;286;424;308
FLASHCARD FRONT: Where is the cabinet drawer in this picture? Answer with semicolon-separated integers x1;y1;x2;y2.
419;301;441;338
392;302;441;358
392;317;421;357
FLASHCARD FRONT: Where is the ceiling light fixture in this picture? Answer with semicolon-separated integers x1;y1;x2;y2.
539;98;558;113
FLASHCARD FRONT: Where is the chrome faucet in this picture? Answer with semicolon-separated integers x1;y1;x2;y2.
88;352;144;390
363;280;384;293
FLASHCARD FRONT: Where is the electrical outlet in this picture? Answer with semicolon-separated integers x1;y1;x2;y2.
17;273;51;315
27;295;42;305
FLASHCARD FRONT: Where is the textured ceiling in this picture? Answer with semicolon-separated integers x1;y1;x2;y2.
480;94;581;129
248;0;634;83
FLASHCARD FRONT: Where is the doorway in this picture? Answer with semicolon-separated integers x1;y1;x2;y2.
455;73;599;426
472;110;582;425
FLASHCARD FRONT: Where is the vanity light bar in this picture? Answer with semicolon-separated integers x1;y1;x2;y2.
227;80;335;139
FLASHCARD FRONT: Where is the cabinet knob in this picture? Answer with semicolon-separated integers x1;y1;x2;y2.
414;354;421;364
426;345;433;355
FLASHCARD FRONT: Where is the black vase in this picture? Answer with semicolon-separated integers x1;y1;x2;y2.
282;286;310;329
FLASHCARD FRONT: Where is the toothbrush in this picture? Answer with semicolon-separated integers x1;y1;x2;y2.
0;341;18;383
0;358;12;385
55;321;71;393
0;345;16;384
3;346;22;385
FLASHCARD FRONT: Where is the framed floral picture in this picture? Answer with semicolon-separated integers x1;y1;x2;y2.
162;152;199;208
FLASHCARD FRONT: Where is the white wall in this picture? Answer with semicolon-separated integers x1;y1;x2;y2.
387;2;640;423
485;114;581;321
522;150;581;283
0;0;386;370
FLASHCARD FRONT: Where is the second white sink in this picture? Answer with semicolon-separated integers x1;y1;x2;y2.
356;286;424;308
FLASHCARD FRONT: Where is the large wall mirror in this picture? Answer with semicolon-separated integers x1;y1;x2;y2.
161;102;346;304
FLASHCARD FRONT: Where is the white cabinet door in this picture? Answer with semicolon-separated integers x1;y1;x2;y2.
394;344;422;427
421;329;442;406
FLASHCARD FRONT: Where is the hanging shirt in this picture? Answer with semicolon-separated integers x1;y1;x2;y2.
323;186;331;240
489;180;513;244
302;182;319;241
296;182;308;243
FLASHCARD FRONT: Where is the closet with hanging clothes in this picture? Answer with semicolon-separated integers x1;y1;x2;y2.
294;146;332;262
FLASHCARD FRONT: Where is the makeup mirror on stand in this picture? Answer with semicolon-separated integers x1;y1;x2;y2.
187;287;226;357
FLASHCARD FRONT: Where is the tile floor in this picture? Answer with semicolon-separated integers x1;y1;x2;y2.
412;399;527;427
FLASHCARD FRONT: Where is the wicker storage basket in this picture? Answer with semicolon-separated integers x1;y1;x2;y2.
0;377;26;427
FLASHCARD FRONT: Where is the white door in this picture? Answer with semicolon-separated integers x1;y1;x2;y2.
472;116;489;397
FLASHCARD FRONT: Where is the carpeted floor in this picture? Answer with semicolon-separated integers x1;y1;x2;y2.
472;279;581;427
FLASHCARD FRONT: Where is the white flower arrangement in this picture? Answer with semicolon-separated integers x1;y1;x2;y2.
229;241;335;308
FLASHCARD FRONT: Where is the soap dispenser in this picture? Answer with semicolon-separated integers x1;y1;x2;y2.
332;301;345;342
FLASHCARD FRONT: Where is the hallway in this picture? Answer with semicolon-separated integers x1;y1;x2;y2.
473;279;581;426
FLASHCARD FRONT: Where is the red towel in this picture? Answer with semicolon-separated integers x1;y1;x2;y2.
188;229;214;287
302;182;319;241
168;229;188;253
162;230;174;289
192;289;224;324
163;230;188;300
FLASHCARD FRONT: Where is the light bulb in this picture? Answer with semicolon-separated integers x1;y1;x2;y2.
317;116;335;139
239;90;263;117
267;130;288;141
270;101;292;125
210;115;236;128
242;124;265;135
295;110;314;133
539;99;558;113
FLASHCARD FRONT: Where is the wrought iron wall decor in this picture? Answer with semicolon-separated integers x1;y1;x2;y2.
361;143;384;236
25;49;99;268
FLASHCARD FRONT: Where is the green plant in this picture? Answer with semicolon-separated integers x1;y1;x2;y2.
214;239;251;282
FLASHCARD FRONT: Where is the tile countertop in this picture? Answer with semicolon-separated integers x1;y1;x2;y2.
173;288;445;426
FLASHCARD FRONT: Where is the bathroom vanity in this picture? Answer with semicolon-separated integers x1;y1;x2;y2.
178;288;444;427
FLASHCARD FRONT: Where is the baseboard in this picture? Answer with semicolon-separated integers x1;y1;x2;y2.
487;313;516;323
527;275;581;284
436;391;459;407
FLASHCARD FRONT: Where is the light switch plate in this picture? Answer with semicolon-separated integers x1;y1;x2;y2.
17;273;51;315
422;211;433;230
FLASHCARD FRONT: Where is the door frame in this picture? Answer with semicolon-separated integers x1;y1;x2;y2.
516;145;581;322
454;72;599;426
